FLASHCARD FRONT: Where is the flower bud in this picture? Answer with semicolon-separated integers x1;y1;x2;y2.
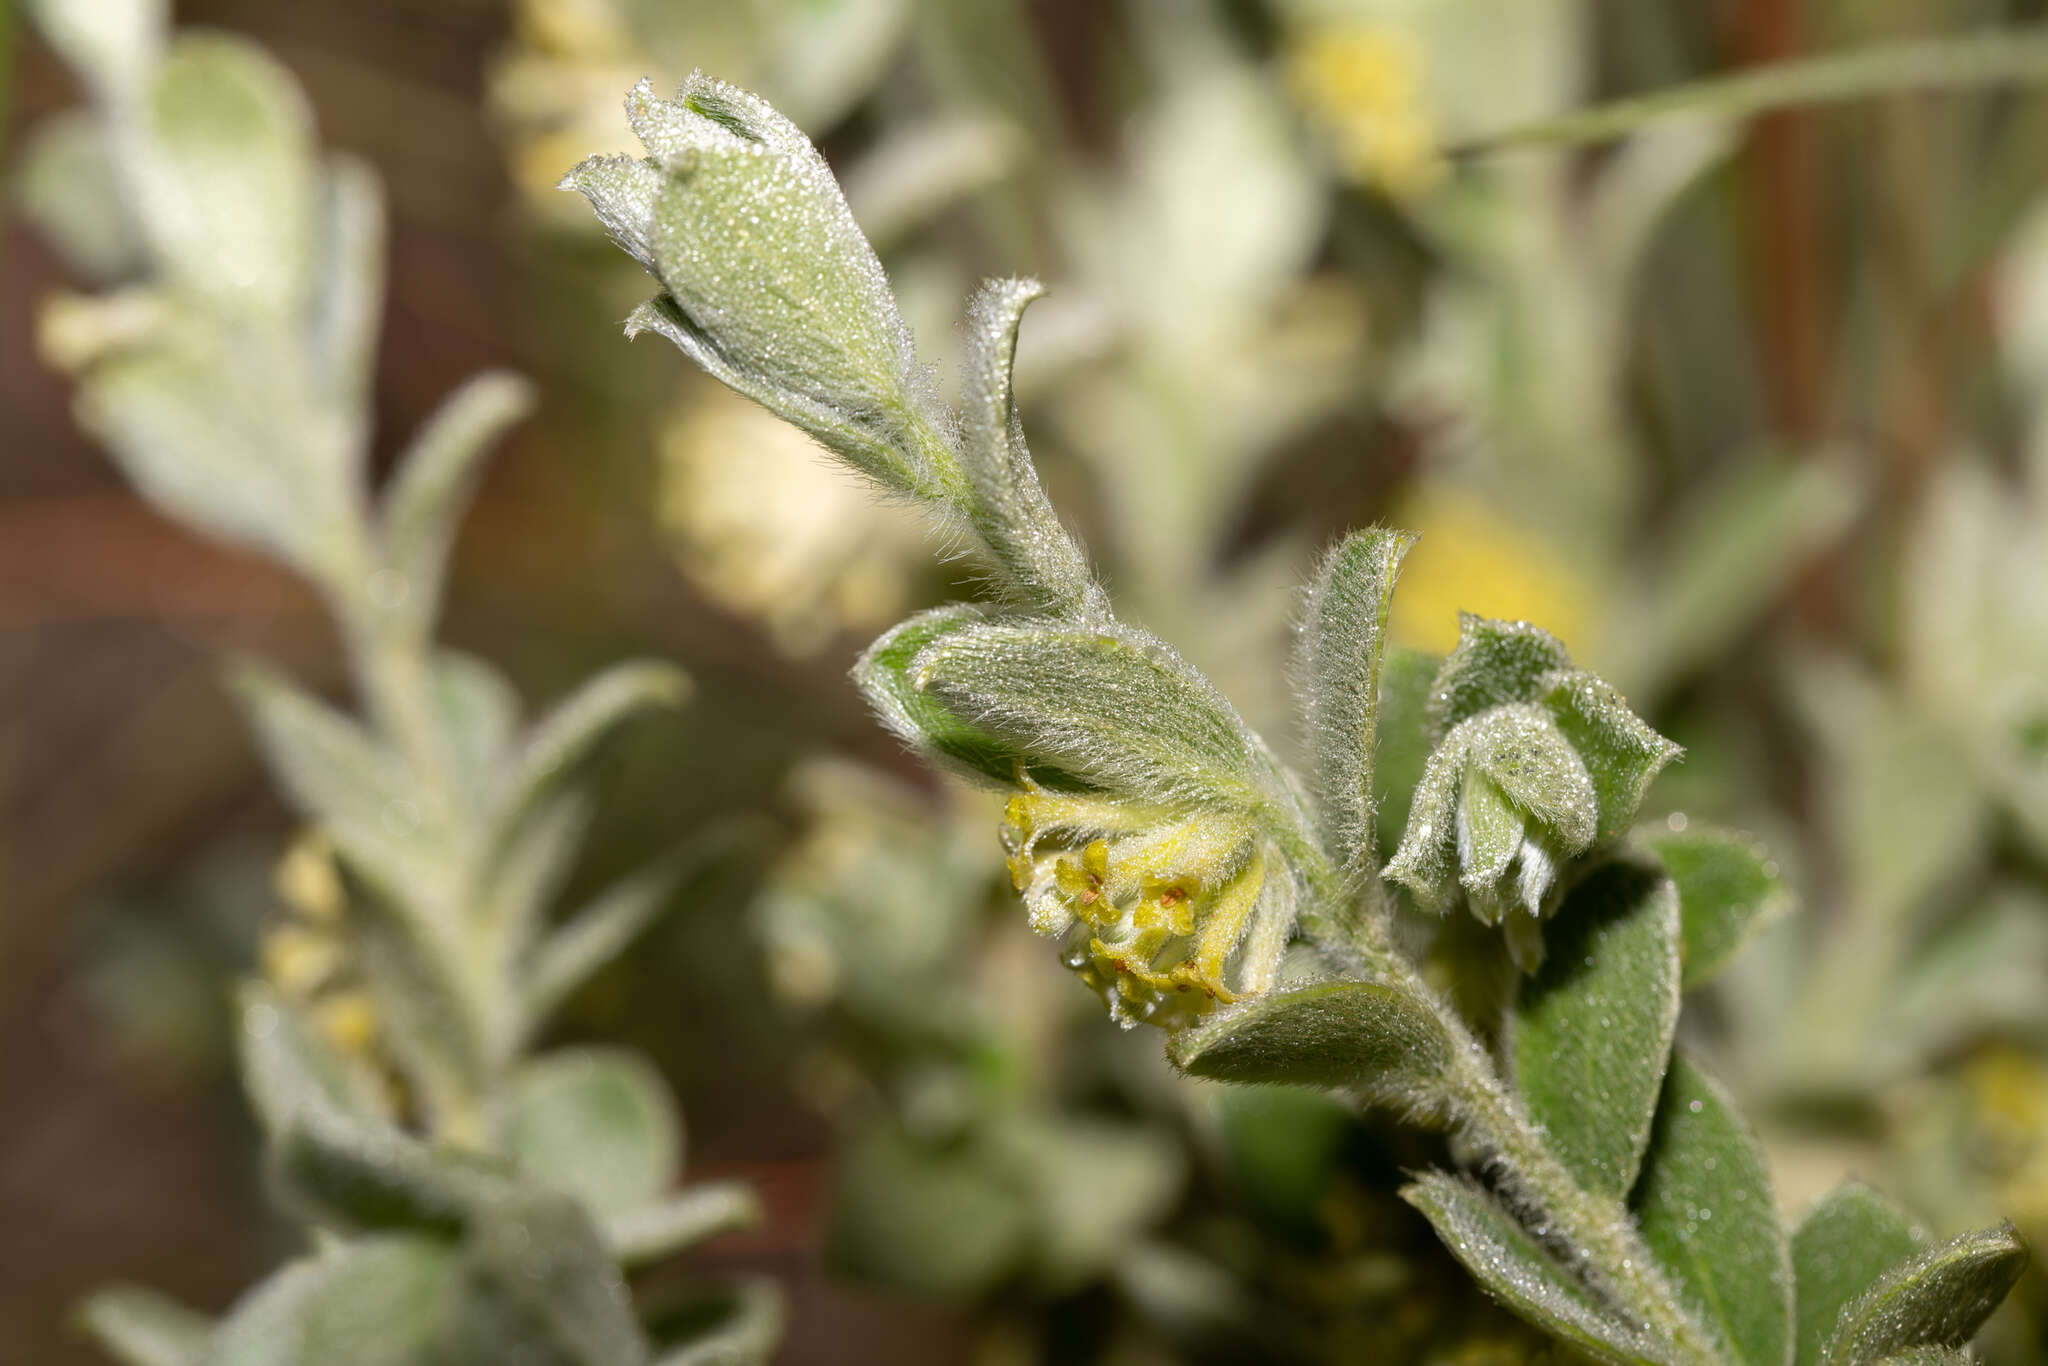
1387;616;1679;970
562;75;957;502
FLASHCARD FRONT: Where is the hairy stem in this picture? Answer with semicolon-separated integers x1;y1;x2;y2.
1304;899;1717;1361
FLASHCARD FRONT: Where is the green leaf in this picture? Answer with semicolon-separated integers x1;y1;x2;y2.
494;1048;681;1219
431;650;521;809
523;854;694;1026
605;1183;762;1268
912;620;1268;809
25;0;162;98
15;112;142;282
270;1109;509;1238
1428;616;1572;740
1167;978;1450;1094
479;790;591;952
1372;646;1440;864
74;1285;209;1366
853;606;1028;786
309;154;384;412
1541;671;1683;840
998;1116;1185;1290
499;660;689;825
442;1191;650;1366
136;33;318;313
379;371;537;630
650;1279;783;1366
826;1123;1031;1297
1632;1052;1792;1366
1294;528;1415;872
1823;1222;2028;1364
237;983;386;1139
69;316;356;580
956;277;1105;620
570;75;957;504
1401;1172;1655;1365
1793;1181;1920;1366
1508;860;1680;1198
229;663;448;914
1870;1352;1969;1366
1651;828;1791;990
209;1236;458;1366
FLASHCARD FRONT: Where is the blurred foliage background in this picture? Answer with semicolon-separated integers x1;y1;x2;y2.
8;0;2048;1362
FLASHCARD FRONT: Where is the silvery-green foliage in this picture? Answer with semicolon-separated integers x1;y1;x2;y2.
575;71;2023;1366
30;6;771;1364
1387;614;1680;967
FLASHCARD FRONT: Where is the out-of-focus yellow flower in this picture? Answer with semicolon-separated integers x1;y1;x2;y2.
272;830;345;924
1286;26;1444;199
260;924;343;996
313;990;380;1058
1963;1046;2048;1228
658;385;925;655
1386;490;1594;655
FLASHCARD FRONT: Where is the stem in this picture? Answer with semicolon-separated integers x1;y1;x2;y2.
1304;900;1719;1361
1444;1047;1719;1364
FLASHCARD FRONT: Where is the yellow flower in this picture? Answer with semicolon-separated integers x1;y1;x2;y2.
260;924;343;996
1002;779;1296;1027
272;830;345;924
313;990;380;1058
1286;26;1444;199
1386;490;1594;655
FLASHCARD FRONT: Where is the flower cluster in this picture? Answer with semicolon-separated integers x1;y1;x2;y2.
1001;781;1295;1027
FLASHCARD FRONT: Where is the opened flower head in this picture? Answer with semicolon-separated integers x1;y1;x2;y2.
1002;778;1297;1028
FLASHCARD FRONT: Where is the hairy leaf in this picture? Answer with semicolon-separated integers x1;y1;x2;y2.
26;0;163;98
913;620;1269;809
15;112;141;282
1428;616;1573;740
442;1192;649;1366
1402;1172;1655;1365
854;606;1027;785
605;1183;762;1268
650;1279;783;1366
238;983;386;1139
431;650;521;810
1295;528;1415;871
1509;861;1679;1198
1823;1222;2028;1364
1651;827;1790;990
495;1048;681;1219
1167;978;1450;1093
229;663;448;914
1633;1053;1792;1366
74;1285;209;1366
309;155;385;412
1541;671;1683;839
957;277;1105;619
209;1236;456;1366
523;857;690;1026
380;371;537;629
1793;1181;1920;1366
1372;646;1440;863
136;33;317;312
500;661;689;826
70;318;354;580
